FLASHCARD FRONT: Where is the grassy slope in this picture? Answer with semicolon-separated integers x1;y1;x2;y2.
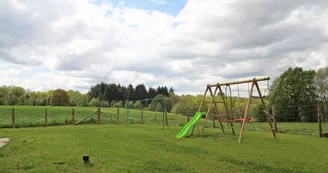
1;125;328;173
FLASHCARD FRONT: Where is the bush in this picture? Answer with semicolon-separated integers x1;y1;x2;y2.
134;101;143;110
113;101;123;108
89;98;100;107
101;101;109;107
110;100;116;107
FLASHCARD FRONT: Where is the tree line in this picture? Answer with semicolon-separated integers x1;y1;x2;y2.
0;66;327;122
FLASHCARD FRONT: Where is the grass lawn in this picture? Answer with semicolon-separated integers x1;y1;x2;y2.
1;124;328;173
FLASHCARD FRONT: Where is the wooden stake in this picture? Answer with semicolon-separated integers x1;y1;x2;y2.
117;108;120;124
141;106;144;124
45;108;48;127
187;107;190;122
12;108;15;128
238;80;255;143
97;107;101;125
318;104;323;137
72;108;75;125
271;105;278;132
254;81;276;139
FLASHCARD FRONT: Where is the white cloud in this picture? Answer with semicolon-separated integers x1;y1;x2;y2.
152;0;167;5
0;0;328;96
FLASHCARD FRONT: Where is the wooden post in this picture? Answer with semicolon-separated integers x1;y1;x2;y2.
201;86;219;136
254;81;276;139
271;105;278;132
141;106;144;124
218;86;235;135
72;108;75;125
97;107;101;125
187;107;190;122
45;108;48;127
12;108;15;128
238;81;255;143
117;108;120;124
318;104;323;137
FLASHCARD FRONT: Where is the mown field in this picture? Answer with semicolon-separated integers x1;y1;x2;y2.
0;106;327;136
1;124;328;173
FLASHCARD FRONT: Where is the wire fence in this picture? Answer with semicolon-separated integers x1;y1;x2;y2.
1;104;327;137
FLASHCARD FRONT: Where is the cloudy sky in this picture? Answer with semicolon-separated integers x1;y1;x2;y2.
1;0;328;97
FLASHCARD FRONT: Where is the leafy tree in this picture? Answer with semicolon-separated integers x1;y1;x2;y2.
134;101;143;110
101;100;110;107
50;89;70;106
110;100;116;107
89;97;100;107
128;101;134;109
268;67;317;122
169;87;175;96
315;66;328;103
113;101;123;108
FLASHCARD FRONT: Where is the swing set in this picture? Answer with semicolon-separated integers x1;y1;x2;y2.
190;77;276;143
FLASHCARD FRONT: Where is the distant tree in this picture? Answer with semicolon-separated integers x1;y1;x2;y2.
128;101;134;109
89;97;100;107
110;100;117;107
315;66;328;103
169;87;175;96
113;101;123;108
268;67;317;122
101;100;109;107
50;89;70;106
134;101;143;110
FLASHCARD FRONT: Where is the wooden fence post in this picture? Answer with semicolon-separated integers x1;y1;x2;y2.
97;107;101;125
72;108;75;125
272;105;278;132
117;108;120;124
12;108;15;128
45;108;48;127
318;104;323;137
187;107;190;122
141;106;144;124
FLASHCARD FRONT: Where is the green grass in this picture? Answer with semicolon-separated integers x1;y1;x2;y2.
0;106;188;128
1;106;327;136
1;124;328;173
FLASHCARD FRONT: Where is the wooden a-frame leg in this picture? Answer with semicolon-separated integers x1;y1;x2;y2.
238;80;255;143
218;86;235;135
200;87;219;136
254;82;277;139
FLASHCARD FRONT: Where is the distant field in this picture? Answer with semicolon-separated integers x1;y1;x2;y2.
0;106;188;128
1;124;328;173
0;106;327;136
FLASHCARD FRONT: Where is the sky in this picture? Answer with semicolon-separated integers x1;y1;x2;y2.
1;0;328;97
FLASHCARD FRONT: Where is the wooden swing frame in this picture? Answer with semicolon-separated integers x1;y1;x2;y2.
190;77;277;143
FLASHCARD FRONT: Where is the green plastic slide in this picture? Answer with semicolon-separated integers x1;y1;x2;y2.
176;111;207;139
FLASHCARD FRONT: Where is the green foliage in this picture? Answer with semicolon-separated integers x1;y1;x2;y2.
113;101;123;108
268;67;317;122
110;100;116;107
315;66;328;103
50;89;69;106
128;101;134;109
89;98;100;107
134;101;143;110
101;100;110;107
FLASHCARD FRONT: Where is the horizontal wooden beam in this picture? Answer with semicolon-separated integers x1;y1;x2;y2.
207;77;270;87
